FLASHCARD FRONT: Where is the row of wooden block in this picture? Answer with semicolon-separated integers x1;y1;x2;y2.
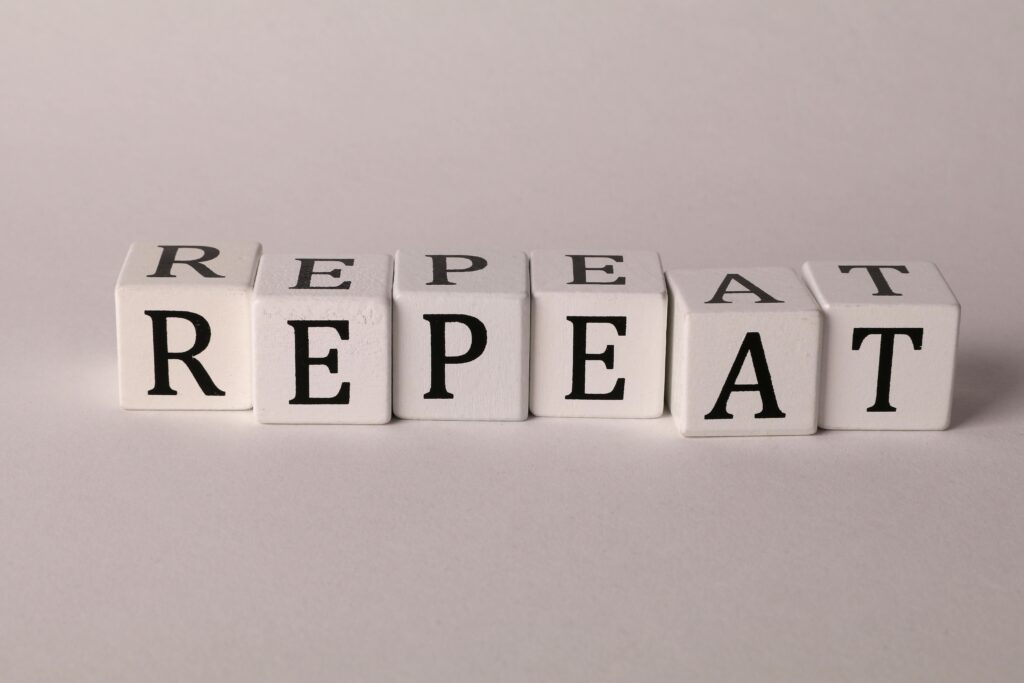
115;243;960;435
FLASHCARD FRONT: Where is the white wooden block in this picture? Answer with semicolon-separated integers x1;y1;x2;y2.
666;267;822;437
393;251;529;421
802;261;960;430
529;251;667;418
252;254;392;424
115;242;261;410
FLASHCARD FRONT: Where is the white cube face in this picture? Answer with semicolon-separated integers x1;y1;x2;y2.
115;242;261;410
252;254;393;424
666;268;822;437
529;251;667;418
392;251;529;421
802;261;960;430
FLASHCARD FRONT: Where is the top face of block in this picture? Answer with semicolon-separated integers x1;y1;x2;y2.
254;254;393;300
393;251;528;297
802;261;959;308
530;250;665;295
667;267;820;314
117;242;262;290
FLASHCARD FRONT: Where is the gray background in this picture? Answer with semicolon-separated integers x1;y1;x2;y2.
2;2;1022;681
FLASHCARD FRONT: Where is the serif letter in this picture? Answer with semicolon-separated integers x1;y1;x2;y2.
148;245;224;279
291;258;354;290
838;265;909;296
426;255;488;286
423;314;488;399
852;327;924;412
705;274;782;304
704;332;786;420
145;310;225;396
566;255;625;285
288;320;351;405
565;316;627;400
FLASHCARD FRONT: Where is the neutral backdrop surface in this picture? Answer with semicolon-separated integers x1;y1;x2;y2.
2;2;1022;681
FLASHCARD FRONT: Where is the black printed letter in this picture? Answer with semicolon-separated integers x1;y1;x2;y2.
288;321;350;404
426;255;488;286
565;316;627;400
838;265;909;296
145;310;225;396
852;327;924;412
148;245;224;278
423;314;488;399
566;255;625;285
291;258;354;290
705;273;783;304
704;332;786;420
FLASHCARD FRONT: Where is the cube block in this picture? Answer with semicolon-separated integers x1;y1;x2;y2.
392;251;530;421
116;242;261;410
252;254;393;424
529;251;667;418
666;267;822;436
802;261;960;430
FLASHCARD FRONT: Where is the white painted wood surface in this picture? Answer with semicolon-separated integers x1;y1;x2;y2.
252;254;392;424
667;267;822;436
393;251;529;421
803;261;960;430
529;251;667;418
116;242;261;410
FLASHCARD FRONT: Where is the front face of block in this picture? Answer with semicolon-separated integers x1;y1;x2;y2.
666;268;822;437
252;255;392;424
116;242;261;410
529;251;667;418
392;251;529;421
802;261;960;430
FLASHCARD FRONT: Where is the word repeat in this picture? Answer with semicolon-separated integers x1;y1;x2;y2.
115;244;960;436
